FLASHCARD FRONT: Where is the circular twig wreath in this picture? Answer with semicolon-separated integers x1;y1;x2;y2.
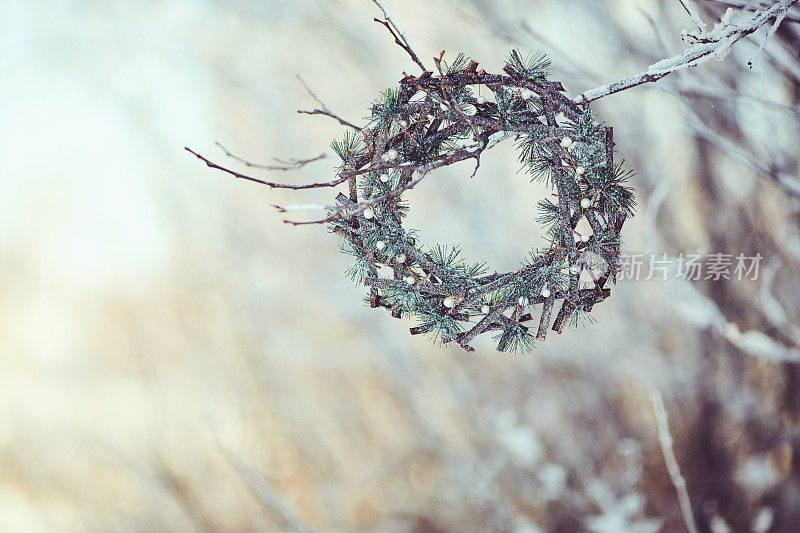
325;51;634;353
187;50;635;354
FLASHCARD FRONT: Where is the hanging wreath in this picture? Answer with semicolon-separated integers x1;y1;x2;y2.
188;50;635;354
323;51;634;353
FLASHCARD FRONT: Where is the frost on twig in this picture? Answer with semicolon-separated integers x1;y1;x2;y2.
677;0;709;33
577;0;799;102
705;0;800;24
747;2;791;68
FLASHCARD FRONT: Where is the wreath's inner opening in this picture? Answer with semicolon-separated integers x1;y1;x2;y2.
400;138;577;274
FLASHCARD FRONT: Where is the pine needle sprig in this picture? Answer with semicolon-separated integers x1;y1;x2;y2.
506;49;552;81
494;322;536;354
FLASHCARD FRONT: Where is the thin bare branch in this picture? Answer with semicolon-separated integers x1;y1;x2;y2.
371;0;427;72
219;446;311;533
296;75;362;131
271;203;327;213
651;390;700;533
185;147;350;190
215;142;329;171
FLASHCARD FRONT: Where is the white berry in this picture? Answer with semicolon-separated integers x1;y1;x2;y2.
396;253;406;264
580;198;591;209
475;95;486;105
379;173;390;183
575;166;585;175
580;233;590;243
561;137;573;148
540;288;551;298
376;240;386;251
384;149;398;161
481;305;490;314
520;88;533;100
363;208;374;220
443;297;455;309
404;276;415;285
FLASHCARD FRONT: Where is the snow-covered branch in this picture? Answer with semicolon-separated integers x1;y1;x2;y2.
577;0;799;103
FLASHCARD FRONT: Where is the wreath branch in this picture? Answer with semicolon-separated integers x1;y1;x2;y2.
184;147;352;190
279;131;511;225
296;75;362;131
370;0;427;72
214;142;329;171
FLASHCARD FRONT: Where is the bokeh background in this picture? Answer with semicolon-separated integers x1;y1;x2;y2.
2;0;800;531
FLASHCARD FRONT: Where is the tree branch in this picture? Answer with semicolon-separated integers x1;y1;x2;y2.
704;0;800;23
577;0;799;102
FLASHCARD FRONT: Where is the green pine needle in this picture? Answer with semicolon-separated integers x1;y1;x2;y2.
331;131;362;164
494;322;536;354
507;49;551;81
443;52;470;75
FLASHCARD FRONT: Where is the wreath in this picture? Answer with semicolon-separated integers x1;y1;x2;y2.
323;51;634;353
189;50;635;354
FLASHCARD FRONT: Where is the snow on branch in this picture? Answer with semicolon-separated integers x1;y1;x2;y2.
577;0;799;103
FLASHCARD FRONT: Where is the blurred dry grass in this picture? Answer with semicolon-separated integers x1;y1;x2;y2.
1;0;800;531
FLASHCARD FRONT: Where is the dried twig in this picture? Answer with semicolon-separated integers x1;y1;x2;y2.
651;390;700;533
296;75;362;131
215;142;329;171
185;147;350;190
370;0;427;72
219;446;311;533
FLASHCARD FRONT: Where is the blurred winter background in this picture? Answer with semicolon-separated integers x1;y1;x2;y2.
2;0;800;531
